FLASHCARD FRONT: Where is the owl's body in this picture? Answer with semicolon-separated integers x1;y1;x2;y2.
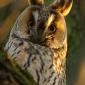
4;0;72;85
5;38;66;85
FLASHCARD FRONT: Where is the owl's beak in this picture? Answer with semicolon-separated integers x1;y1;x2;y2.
30;27;45;44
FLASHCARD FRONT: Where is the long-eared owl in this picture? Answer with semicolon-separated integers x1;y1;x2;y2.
4;0;73;85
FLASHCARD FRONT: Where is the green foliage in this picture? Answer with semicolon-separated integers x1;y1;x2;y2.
0;51;4;59
66;1;85;85
66;0;81;51
45;0;53;5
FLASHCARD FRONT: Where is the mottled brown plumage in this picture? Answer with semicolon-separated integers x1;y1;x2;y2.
4;0;73;85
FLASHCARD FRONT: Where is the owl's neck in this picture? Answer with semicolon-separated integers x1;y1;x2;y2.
52;42;67;85
53;53;66;85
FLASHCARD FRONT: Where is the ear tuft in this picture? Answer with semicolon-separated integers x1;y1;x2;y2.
49;0;73;16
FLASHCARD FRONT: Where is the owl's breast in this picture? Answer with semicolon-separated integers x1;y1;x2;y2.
5;37;66;85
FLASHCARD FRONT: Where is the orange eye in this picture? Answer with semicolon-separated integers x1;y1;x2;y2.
49;24;56;33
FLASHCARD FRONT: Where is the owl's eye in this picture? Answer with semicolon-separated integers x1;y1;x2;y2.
49;24;56;33
29;21;34;26
28;15;35;27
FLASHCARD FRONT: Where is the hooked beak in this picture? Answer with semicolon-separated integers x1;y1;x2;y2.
30;27;45;44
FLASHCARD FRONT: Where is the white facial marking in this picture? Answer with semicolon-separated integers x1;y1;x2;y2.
33;11;39;23
43;15;54;35
46;14;54;28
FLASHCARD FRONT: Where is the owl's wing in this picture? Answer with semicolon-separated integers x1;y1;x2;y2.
4;33;55;83
4;30;66;85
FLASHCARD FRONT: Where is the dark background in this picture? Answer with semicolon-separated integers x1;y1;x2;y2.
0;0;85;85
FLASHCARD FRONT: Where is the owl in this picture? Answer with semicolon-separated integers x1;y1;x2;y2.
4;0;73;85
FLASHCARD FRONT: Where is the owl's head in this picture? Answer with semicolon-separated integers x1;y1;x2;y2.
24;0;73;49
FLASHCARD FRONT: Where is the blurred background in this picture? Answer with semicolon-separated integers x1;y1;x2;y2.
0;0;85;85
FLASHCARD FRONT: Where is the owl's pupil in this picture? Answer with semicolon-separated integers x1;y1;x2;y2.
49;24;56;32
29;21;34;26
